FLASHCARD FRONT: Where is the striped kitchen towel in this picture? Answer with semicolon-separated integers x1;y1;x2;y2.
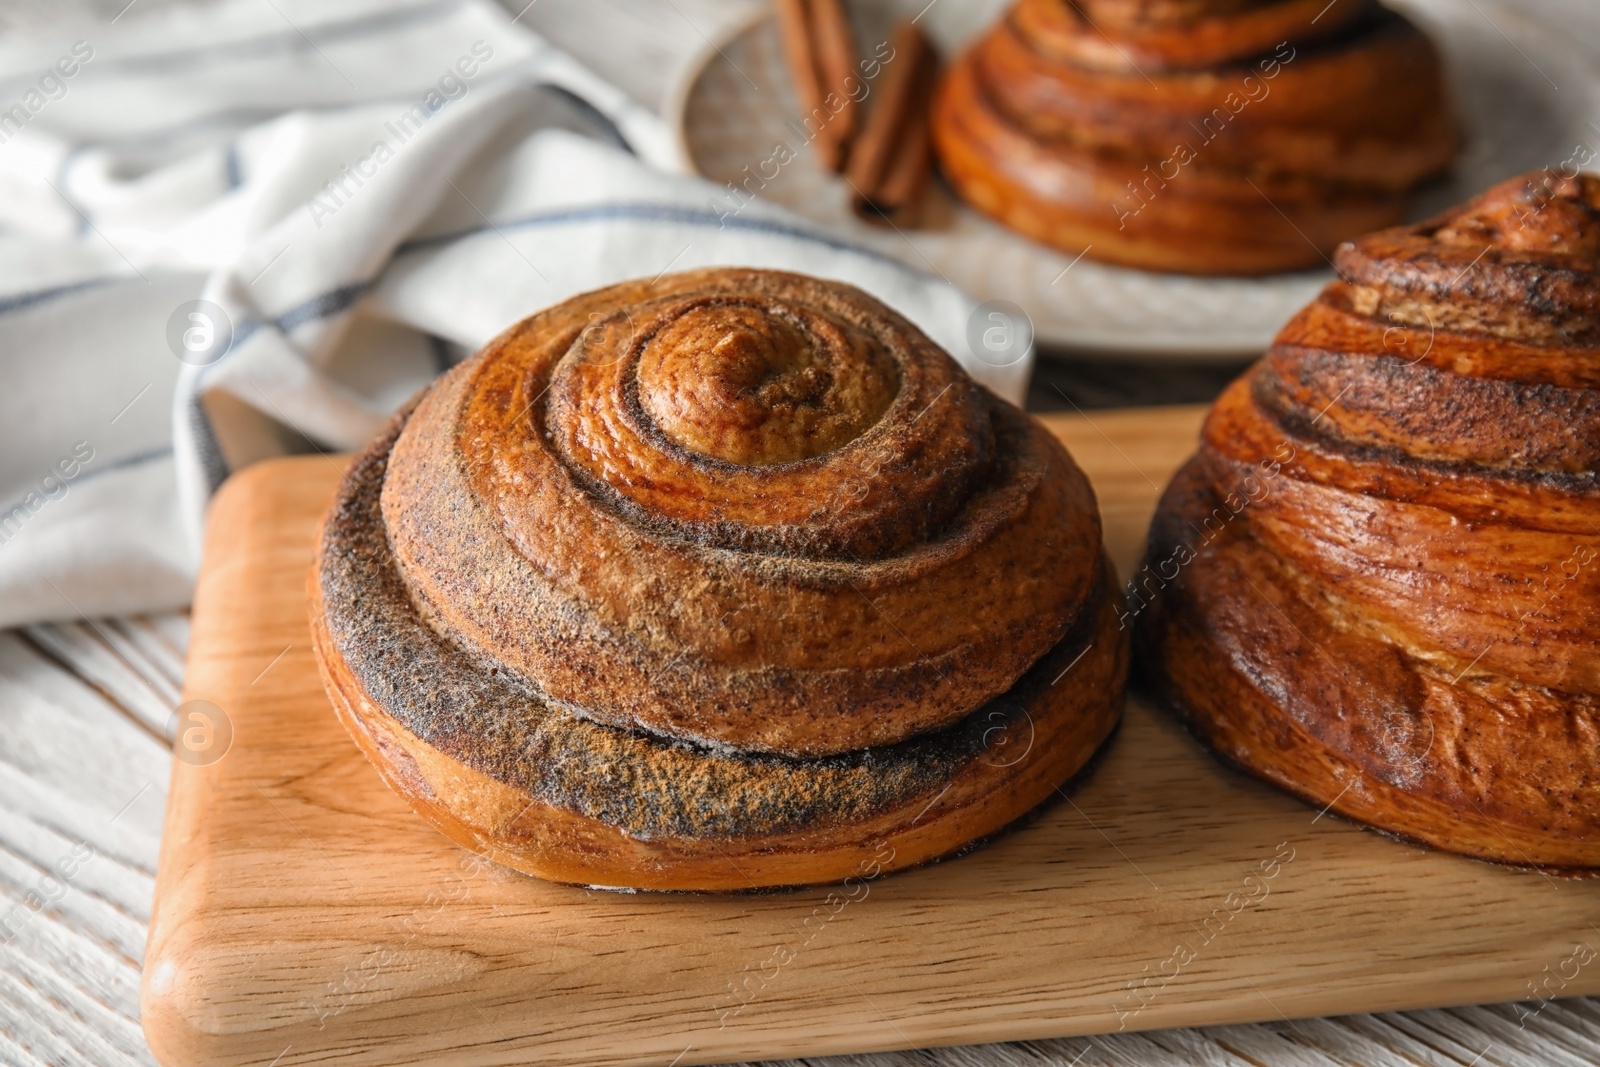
0;0;1027;629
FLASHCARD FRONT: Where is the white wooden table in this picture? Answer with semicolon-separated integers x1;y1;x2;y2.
5;1;1600;1064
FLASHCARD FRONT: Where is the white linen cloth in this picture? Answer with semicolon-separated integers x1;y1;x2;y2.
0;0;1029;629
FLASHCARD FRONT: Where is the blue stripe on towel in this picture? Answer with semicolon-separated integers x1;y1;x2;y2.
0;445;174;534
398;201;918;273
0;277;119;317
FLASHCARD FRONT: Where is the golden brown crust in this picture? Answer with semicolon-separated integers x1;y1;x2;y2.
311;399;1125;891
1135;173;1600;870
311;268;1127;889
930;0;1457;274
379;269;1101;758
1020;0;1369;70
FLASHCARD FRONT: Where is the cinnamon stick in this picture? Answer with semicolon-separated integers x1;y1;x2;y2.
869;98;931;219
845;19;939;226
808;0;859;166
772;0;860;172
773;0;823;125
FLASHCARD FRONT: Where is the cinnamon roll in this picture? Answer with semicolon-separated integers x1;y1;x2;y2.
1135;173;1600;870
310;268;1126;890
931;0;1458;274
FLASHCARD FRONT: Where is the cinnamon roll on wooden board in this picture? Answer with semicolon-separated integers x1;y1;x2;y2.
931;0;1458;274
1135;172;1600;871
310;268;1126;891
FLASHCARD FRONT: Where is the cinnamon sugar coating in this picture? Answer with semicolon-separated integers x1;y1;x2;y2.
1136;173;1600;871
310;268;1126;889
382;269;1100;757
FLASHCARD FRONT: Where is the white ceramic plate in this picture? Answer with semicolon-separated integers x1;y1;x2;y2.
675;0;1600;358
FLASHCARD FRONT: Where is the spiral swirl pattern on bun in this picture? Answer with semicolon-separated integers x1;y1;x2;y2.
1135;174;1600;871
931;0;1458;274
311;268;1126;890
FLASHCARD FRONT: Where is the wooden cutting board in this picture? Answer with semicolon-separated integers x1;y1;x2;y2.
141;405;1600;1067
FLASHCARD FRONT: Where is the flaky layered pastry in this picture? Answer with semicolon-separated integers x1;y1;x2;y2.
931;0;1457;274
311;268;1126;890
1135;173;1600;870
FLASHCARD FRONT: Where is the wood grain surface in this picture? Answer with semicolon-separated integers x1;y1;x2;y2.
132;406;1600;1067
